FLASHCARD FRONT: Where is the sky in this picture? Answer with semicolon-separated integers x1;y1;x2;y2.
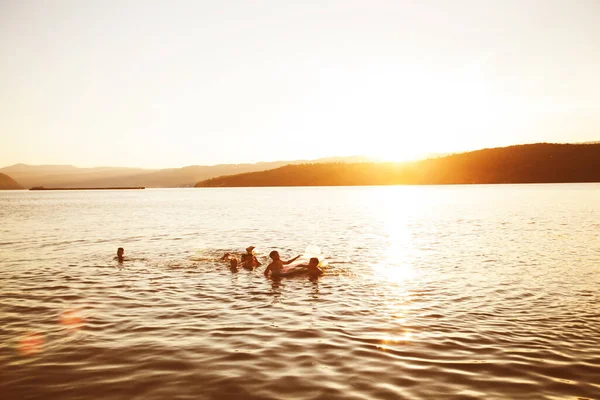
1;0;599;168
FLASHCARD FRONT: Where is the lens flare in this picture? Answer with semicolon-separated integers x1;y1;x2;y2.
60;309;85;332
17;332;45;356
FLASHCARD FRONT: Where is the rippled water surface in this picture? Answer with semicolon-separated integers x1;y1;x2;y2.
1;185;599;400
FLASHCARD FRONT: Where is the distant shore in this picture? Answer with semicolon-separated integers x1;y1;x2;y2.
29;186;145;190
195;143;600;187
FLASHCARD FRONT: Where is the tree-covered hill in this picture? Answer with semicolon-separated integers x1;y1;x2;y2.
195;143;600;187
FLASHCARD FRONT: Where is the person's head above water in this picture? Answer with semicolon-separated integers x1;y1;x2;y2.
246;246;255;254
269;250;280;260
117;248;124;257
309;258;319;267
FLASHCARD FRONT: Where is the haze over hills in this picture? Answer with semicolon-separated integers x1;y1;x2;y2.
195;143;600;187
0;173;23;190
0;164;152;190
0;156;373;189
5;143;600;189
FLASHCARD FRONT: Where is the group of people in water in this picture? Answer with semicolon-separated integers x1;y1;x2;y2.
115;245;323;278
222;246;323;278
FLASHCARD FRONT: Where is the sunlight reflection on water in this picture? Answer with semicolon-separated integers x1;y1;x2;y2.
370;192;416;285
1;186;600;400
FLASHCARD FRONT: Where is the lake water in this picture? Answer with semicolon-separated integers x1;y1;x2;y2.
1;185;599;400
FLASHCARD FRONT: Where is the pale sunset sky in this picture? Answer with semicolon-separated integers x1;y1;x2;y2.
1;0;599;168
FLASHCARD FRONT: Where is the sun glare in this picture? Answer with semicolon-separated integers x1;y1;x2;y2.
378;331;414;349
363;68;506;163
370;189;418;285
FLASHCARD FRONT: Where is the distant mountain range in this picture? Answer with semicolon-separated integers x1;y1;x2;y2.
4;143;600;190
0;156;373;189
195;143;600;187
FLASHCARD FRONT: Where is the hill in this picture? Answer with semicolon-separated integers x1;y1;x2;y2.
0;164;153;190
0;173;24;189
195;143;600;187
0;156;369;189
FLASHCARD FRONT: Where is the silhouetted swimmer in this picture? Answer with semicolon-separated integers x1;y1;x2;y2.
299;257;323;277
241;246;262;270
264;251;301;278
229;257;239;271
220;253;239;270
115;247;125;263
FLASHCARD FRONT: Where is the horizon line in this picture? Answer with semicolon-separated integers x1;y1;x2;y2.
2;140;598;170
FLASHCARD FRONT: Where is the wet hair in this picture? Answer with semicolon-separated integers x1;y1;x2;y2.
117;247;124;254
309;257;319;266
269;250;279;259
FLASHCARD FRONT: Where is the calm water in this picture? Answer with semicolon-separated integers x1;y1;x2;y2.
1;185;599;400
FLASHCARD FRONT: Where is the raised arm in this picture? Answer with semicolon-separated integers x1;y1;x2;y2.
283;255;301;265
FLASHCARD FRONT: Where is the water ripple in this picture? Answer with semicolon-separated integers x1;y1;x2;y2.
1;186;600;399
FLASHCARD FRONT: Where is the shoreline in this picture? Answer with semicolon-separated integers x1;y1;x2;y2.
29;187;145;190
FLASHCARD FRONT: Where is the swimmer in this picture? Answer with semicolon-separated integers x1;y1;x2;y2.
115;247;125;263
298;257;323;277
243;246;262;269
264;250;301;278
240;254;253;270
222;247;261;269
220;252;239;270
